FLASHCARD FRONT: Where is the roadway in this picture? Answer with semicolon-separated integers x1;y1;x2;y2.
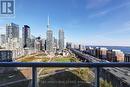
70;48;130;86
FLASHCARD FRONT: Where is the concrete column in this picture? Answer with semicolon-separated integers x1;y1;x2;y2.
32;67;37;87
95;67;100;87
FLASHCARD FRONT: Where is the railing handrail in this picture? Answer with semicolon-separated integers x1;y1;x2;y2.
0;62;130;67
1;62;130;87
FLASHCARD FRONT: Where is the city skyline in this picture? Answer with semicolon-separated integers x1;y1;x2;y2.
0;0;130;46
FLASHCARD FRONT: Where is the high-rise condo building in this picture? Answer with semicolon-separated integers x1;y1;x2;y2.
59;29;64;51
53;37;58;53
6;23;19;42
46;16;53;52
42;38;46;50
22;25;31;48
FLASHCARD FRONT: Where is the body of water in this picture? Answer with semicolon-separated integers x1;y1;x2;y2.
88;46;130;54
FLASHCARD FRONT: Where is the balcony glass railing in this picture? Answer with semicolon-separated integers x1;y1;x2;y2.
0;62;130;87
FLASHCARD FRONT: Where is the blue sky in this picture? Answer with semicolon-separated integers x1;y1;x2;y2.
0;0;130;46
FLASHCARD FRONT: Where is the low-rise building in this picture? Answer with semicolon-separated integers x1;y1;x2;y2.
79;45;86;51
100;47;108;59
66;42;72;49
86;47;96;56
0;49;15;74
95;47;100;58
0;49;12;62
107;50;113;61
124;54;130;62
112;50;124;62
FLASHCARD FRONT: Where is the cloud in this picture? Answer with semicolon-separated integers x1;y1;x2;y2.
88;2;130;18
86;0;111;9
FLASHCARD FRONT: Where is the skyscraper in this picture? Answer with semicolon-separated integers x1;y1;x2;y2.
59;29;64;51
6;23;19;42
42;38;46;50
30;35;35;49
53;37;58;53
22;25;31;48
53;37;58;49
46;16;53;52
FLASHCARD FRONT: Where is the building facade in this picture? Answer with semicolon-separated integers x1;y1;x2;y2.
107;50;113;61
53;37;58;53
124;54;130;62
42;38;46;50
112;50;124;62
46;29;53;52
46;16;53;53
0;49;12;62
22;25;31;48
59;29;64;51
34;37;42;52
100;47;108;59
6;23;19;42
66;42;72;49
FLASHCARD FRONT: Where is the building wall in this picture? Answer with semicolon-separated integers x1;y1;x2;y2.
112;50;124;62
46;29;53;52
6;23;19;42
59;29;64;51
124;54;130;62
100;48;108;59
0;50;12;62
107;50;113;61
22;25;30;48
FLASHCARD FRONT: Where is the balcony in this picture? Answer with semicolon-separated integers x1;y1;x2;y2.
0;62;130;87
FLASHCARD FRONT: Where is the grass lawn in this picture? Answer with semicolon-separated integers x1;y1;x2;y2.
52;58;71;62
52;57;80;62
19;57;50;62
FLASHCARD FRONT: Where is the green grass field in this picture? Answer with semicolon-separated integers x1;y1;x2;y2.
52;57;80;62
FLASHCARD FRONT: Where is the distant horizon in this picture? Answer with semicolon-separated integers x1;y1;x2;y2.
0;0;130;46
86;45;130;47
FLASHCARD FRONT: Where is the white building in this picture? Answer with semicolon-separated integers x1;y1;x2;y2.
34;37;42;52
112;49;124;62
6;23;19;42
6;38;24;59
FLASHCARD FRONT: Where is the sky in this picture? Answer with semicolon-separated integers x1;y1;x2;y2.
0;0;130;46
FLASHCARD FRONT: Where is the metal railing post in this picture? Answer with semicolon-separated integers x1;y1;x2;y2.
95;67;100;87
32;67;37;87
